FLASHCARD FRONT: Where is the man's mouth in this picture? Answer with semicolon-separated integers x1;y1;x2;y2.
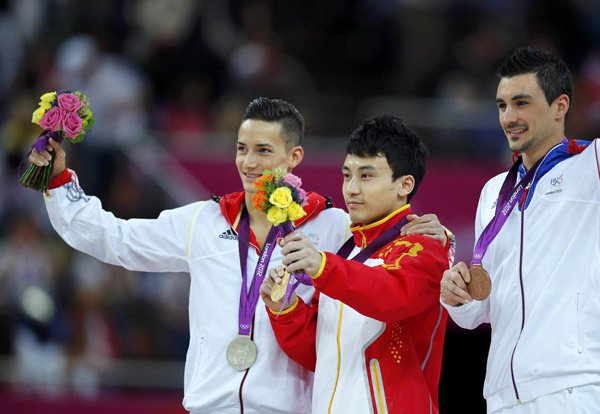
506;126;528;138
244;172;262;180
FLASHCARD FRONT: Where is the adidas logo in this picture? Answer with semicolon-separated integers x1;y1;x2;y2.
219;228;238;240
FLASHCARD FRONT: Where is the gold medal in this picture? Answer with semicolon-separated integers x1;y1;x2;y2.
226;335;257;371
467;264;492;301
270;271;291;303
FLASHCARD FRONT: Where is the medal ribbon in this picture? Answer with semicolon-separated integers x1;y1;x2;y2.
471;138;568;266
277;220;313;309
336;217;409;261
237;206;280;336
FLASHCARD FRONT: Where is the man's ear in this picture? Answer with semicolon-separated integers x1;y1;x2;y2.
397;175;415;199
287;146;304;171
554;93;570;121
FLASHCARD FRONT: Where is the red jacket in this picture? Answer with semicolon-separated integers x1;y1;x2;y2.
268;205;449;414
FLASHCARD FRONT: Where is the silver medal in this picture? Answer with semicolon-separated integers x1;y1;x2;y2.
226;335;257;371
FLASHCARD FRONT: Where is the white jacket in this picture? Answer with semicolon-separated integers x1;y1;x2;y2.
43;171;350;414
444;139;600;413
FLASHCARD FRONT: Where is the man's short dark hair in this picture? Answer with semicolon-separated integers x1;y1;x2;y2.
346;115;429;202
242;97;305;148
496;47;573;122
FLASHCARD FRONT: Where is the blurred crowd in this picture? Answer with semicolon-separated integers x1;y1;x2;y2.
0;0;599;398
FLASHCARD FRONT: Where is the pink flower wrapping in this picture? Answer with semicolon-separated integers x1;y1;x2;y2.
57;93;83;112
39;107;65;131
62;112;83;138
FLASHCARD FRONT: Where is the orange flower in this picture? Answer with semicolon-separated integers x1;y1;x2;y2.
253;174;274;190
252;190;268;210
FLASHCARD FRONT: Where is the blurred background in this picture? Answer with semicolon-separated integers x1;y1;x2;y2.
1;0;599;412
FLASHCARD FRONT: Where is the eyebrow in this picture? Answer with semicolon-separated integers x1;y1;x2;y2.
236;141;274;148
341;165;378;171
496;94;533;103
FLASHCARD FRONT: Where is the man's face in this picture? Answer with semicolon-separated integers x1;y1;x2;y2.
342;154;407;225
496;73;556;155
236;119;299;194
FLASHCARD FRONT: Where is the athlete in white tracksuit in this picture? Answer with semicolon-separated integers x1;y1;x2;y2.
440;47;600;413
44;170;349;414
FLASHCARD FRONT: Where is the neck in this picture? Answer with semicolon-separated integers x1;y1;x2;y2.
522;135;565;170
245;192;272;246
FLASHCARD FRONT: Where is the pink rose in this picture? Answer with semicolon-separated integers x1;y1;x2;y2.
62;112;83;139
284;173;303;188
57;93;83;113
39;106;65;131
297;188;308;206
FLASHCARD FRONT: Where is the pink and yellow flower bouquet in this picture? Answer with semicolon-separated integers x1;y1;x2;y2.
20;90;94;192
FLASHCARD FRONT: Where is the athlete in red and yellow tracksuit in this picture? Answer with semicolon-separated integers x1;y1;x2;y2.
268;205;449;414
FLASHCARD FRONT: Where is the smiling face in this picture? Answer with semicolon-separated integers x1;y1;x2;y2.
496;73;568;165
342;154;414;225
236;119;303;196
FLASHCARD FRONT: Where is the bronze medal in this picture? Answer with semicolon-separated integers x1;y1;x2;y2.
467;264;492;301
226;335;257;371
270;271;291;303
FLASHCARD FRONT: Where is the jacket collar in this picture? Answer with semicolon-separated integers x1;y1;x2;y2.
218;191;331;249
517;139;590;210
350;204;412;248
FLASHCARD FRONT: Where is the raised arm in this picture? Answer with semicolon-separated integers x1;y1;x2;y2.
31;138;198;273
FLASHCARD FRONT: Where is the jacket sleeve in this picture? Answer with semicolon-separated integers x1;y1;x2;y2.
313;235;448;322
43;170;203;273
267;291;320;371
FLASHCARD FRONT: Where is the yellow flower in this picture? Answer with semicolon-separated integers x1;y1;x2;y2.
287;202;307;221
267;206;288;226
38;101;52;110
31;106;47;125
40;92;56;103
269;187;293;208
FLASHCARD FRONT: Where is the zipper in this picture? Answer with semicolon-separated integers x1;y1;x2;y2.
576;290;582;353
327;303;344;413
509;146;563;404
510;185;530;404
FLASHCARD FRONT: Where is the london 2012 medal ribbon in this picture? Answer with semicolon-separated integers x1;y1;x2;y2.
228;207;279;371
468;139;570;300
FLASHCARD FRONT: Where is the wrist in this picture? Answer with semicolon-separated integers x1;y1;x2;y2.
48;168;72;189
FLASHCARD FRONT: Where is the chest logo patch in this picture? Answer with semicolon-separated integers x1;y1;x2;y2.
545;173;564;195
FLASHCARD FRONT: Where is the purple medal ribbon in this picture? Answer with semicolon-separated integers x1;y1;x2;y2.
471;138;568;266
276;220;312;309
336;216;409;261
237;206;280;335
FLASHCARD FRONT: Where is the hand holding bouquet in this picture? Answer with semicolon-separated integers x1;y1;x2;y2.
252;168;312;308
20;90;94;192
